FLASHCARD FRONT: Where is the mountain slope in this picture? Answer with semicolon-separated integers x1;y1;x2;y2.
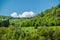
19;4;60;27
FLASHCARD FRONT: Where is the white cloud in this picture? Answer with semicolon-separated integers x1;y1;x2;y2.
19;11;35;18
11;11;35;18
11;12;18;18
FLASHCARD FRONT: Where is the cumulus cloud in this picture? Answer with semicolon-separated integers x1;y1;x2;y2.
11;11;35;18
19;11;35;18
11;12;18;18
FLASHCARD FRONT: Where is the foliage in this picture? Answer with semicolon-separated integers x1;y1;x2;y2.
18;4;60;27
0;26;60;40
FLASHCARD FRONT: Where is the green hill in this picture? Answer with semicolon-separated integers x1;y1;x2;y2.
19;4;60;27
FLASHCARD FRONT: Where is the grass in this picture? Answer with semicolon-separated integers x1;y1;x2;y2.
0;26;60;40
21;27;37;33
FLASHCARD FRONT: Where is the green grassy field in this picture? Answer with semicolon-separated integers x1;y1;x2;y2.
0;26;60;40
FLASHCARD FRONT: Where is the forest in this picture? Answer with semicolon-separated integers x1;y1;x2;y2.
0;4;60;40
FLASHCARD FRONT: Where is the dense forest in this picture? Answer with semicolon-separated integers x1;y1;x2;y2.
0;4;60;40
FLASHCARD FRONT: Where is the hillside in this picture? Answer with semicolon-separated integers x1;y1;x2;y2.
0;5;60;27
19;4;60;27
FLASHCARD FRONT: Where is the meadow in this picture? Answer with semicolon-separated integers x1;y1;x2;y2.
0;26;60;40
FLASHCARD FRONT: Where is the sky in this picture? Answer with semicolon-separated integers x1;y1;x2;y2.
0;0;60;17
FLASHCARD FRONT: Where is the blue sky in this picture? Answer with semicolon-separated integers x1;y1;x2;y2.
0;0;60;16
